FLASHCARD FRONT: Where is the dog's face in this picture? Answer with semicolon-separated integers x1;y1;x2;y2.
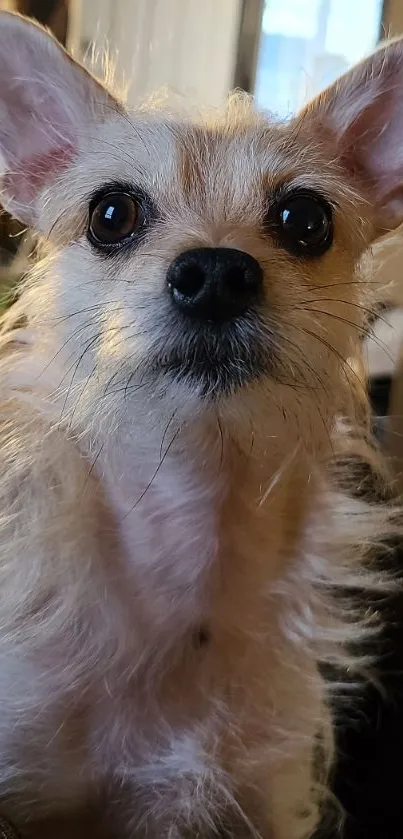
49;110;366;405
0;14;402;447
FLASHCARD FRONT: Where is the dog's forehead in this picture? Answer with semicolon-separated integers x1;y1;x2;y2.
177;121;287;197
89;112;318;199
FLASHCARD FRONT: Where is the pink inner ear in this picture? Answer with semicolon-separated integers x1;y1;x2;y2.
4;142;76;204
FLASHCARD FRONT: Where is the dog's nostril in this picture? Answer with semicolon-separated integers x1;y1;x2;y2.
169;263;205;300
166;247;263;322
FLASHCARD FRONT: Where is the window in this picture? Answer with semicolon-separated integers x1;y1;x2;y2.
254;0;384;117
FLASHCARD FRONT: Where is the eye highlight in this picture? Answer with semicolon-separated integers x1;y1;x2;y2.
88;189;145;250
273;190;333;257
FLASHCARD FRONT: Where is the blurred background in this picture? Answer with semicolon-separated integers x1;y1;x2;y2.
2;0;403;461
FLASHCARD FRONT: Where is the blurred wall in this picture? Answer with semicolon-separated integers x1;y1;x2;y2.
71;0;243;108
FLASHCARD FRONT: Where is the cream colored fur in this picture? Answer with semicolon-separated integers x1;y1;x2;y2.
0;12;400;839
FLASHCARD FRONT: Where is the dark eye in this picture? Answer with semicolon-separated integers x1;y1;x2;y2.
275;190;333;257
88;192;142;248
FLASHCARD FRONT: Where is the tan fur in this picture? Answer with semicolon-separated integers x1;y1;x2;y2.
0;12;400;839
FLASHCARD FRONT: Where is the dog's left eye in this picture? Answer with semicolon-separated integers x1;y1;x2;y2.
275;191;333;257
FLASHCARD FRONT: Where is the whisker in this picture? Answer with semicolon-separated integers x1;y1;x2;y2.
58;333;101;422
301;297;389;327
85;442;105;488
302;308;394;361
304;280;381;290
38;316;101;378
124;425;182;517
160;409;179;460
293;323;363;391
276;332;330;393
50;302;125;323
216;414;225;472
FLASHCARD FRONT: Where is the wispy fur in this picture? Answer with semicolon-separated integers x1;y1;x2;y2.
0;12;400;839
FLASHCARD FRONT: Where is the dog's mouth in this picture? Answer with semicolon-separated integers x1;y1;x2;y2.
152;313;272;397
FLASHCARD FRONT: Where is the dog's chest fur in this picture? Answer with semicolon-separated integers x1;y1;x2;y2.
0;403;321;837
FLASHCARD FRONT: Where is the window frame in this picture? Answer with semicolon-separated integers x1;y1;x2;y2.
234;0;386;96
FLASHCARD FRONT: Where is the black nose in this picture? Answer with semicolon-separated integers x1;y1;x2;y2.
166;247;263;322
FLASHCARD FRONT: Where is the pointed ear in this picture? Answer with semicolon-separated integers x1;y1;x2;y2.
299;38;403;235
0;12;120;226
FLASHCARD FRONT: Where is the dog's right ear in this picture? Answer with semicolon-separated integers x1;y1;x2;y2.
0;12;120;227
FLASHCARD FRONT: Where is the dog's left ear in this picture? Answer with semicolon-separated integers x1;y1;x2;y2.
299;38;403;235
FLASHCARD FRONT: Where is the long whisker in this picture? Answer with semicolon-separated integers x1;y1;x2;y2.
301;297;389;326
50;302;125;323
124;425;182;517
58;333;101;422
160;409;179;460
304;280;381;290
302;308;394;361
38;316;102;378
273;331;330;393
293;324;363;393
216;414;225;472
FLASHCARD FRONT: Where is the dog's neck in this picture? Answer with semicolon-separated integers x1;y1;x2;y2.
91;412;316;638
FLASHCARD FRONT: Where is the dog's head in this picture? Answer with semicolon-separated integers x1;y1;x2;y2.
0;13;401;449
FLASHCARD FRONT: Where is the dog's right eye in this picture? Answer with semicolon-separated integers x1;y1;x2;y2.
88;191;143;248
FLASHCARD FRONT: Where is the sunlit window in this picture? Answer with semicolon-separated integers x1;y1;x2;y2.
254;0;384;117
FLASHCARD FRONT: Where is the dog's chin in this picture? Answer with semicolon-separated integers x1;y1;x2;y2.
151;316;271;398
159;352;267;397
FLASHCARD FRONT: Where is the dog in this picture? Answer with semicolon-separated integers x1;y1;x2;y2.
0;11;400;839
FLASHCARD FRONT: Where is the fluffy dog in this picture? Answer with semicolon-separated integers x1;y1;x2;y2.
0;12;399;839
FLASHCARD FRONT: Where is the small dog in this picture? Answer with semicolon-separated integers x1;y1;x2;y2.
0;11;400;839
